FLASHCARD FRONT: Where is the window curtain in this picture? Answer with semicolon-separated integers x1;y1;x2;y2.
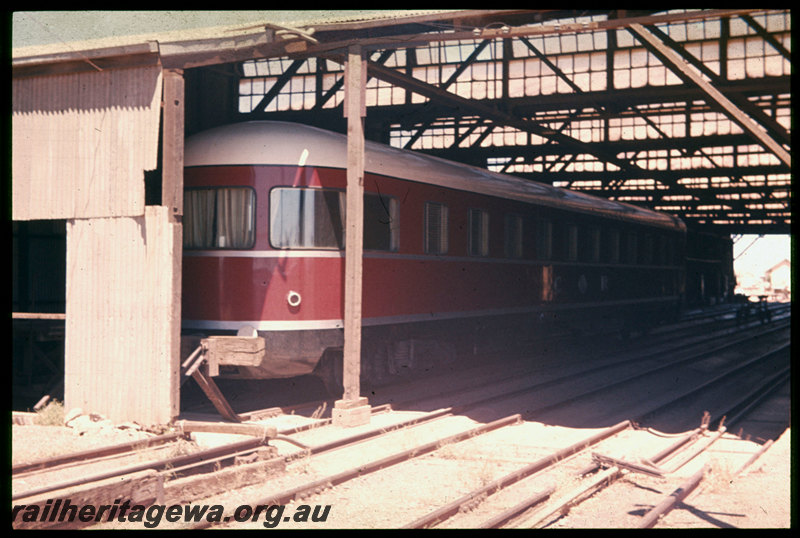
184;190;216;248
216;188;254;248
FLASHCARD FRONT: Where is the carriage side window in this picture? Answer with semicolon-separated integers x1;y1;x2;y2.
184;187;256;249
641;233;654;265
270;188;345;249
536;219;553;260
566;223;579;262
665;236;675;265
468;208;490;257
606;228;620;263
626;231;638;264
270;188;397;250
654;234;665;265
364;193;399;251
504;214;523;258
424;202;449;254
588;227;601;263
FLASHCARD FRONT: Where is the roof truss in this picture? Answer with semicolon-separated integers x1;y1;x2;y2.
194;10;794;233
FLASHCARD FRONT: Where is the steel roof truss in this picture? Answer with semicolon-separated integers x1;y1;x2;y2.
360;58;640;173
402;39;492;149
643;22;790;146
628;23;790;167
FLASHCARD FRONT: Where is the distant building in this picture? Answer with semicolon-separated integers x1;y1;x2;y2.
765;259;791;301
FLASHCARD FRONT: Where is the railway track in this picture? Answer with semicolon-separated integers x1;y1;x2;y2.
529;366;791;529
12;303;789;529
198;305;789;528
180;302;788;425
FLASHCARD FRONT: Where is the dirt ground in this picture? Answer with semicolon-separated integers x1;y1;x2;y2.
11;423;156;467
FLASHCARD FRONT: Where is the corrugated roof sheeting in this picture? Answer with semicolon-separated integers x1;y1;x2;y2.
12;64;162;221
12;10;460;54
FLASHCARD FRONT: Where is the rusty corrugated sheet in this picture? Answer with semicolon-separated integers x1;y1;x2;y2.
12;65;162;221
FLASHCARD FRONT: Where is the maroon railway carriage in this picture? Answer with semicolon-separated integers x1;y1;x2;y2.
181;121;686;391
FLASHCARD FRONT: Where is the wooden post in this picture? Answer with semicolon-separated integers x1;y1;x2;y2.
162;69;184;421
162;69;184;221
333;45;370;427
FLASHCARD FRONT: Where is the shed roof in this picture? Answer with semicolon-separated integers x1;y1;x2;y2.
12;10;461;58
765;259;791;275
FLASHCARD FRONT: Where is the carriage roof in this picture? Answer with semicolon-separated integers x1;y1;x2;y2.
185;121;685;232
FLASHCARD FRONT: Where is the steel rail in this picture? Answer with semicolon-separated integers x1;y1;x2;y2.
719;366;790;430
735;439;774;475
275;403;393;435
264;328;763;504
643;415;785;528
519;425;725;528
637;465;708;528
404;419;632;529
16;406;452;515
171;310;786;524
634;306;790;357
529;320;790;421
193;413;523;529
11;431;184;476
339;316;789;468
478;487;556;529
637;342;790;424
389;313;789;424
12;436;271;501
256;308;788;472
577;423;707;478
655;427;728;476
161;445;281;477
648;303;789;341
497;425;707;529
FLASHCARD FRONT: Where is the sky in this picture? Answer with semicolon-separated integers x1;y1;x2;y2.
733;234;791;277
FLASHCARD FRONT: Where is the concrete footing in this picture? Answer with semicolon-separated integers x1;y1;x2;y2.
332;397;371;427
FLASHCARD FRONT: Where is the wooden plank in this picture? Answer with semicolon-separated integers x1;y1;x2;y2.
176;420;276;439
12;312;66;320
12;411;37;425
190;366;244;423
201;336;265;367
163;449;284;505
161;69;185;220
342;45;366;403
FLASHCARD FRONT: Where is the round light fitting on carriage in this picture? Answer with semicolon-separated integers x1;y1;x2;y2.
287;290;302;308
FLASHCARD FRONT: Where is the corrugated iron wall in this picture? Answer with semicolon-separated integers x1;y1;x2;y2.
64;207;181;424
13;63;182;424
12;65;162;220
